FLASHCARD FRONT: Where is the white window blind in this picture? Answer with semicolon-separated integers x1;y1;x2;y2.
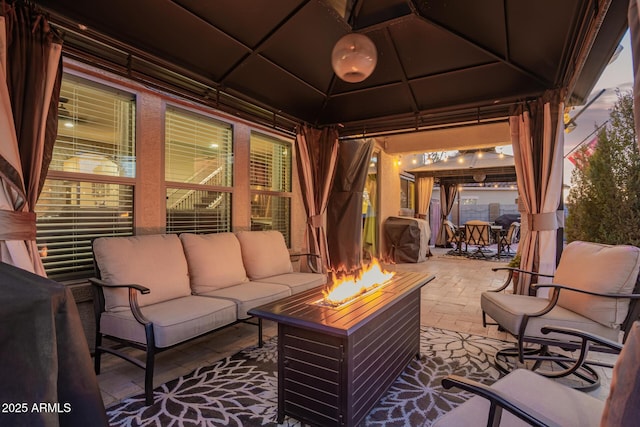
165;107;233;234
36;75;136;281
250;133;291;192
250;133;292;245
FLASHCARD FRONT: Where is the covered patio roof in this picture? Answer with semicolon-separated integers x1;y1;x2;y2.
35;0;627;149
406;150;516;185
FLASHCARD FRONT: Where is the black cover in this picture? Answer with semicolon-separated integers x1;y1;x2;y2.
327;139;374;275
384;217;425;263
494;214;521;229
0;262;108;427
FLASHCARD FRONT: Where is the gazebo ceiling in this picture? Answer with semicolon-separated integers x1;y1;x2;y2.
36;0;627;143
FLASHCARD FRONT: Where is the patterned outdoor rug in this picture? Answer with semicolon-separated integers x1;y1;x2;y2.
107;327;511;426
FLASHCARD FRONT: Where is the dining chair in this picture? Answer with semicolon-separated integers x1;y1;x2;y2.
465;220;492;258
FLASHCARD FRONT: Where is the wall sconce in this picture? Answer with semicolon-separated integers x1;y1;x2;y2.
331;33;377;83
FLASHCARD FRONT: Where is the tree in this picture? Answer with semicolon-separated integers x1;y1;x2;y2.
565;90;640;245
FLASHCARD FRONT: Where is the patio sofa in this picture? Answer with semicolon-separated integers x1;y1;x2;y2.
89;230;326;405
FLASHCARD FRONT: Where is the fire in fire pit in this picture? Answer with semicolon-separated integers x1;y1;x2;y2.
320;259;395;307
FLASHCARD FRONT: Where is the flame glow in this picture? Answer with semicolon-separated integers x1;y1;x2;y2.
323;259;395;306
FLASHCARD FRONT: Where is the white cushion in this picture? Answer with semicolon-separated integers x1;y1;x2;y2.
555;241;640;328
433;369;604;427
199;281;291;319
100;295;237;348
235;230;293;279
179;233;248;293
93;234;191;312
258;272;326;294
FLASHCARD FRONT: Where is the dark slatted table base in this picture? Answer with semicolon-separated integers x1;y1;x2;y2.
249;272;434;427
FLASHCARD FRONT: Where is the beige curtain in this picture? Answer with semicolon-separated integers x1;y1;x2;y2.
416;176;434;219
294;125;339;273
0;6;62;276
630;0;640;153
435;183;458;247
510;89;565;295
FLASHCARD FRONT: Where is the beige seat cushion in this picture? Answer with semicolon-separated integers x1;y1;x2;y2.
555;241;640;328
481;292;620;342
100;295;237;348
199;281;291;319
235;230;293;280
258;272;326;294
433;369;604;427
180;232;248;293
93;234;191;312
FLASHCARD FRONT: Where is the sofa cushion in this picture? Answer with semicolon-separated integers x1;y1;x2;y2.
93;234;191;312
258;272;326;294
555;241;640;328
199;281;291;319
100;295;237;348
180;232;248;293
235;230;293;280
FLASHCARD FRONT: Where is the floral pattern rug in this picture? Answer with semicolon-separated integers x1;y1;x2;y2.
107;327;511;426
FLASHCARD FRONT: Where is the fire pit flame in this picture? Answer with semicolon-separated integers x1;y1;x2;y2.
322;259;395;307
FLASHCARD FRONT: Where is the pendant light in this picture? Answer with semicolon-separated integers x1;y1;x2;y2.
331;33;377;83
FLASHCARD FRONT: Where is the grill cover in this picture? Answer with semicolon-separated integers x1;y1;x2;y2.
384;216;431;263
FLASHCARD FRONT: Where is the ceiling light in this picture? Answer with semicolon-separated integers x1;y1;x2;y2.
477;151;483;158
331;33;377;83
473;173;486;182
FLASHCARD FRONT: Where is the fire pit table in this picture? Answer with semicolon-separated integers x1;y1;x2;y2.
248;271;435;426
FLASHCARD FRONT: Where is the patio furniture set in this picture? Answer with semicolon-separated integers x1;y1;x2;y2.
445;219;520;260
88;233;640;426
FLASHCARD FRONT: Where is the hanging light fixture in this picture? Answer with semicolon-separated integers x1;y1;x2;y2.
331;33;377;83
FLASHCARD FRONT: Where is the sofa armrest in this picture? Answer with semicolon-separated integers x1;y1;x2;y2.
290;252;322;274
88;278;151;325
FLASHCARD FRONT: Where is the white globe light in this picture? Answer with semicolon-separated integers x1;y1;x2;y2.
331;33;377;83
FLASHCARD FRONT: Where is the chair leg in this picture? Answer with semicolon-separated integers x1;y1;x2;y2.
144;347;156;406
94;333;102;375
258;318;263;348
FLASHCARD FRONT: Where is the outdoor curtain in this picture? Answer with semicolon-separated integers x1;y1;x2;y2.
0;3;62;275
416;176;434;219
295;125;339;273
510;89;565;295
435;182;457;247
327;138;374;275
630;0;640;153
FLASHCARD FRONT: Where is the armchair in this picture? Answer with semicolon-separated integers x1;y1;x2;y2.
444;220;466;256
497;222;520;259
434;322;640;427
465;220;492;258
481;241;640;390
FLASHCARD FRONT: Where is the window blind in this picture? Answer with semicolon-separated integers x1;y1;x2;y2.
36;179;134;281
36;74;136;280
165;107;233;234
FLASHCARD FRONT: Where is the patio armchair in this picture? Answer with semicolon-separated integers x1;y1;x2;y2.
481;240;640;390
465;220;492;258
434;322;640;427
444;220;466;256
496;221;520;259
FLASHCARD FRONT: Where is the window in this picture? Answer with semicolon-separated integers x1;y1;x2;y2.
165;107;233;234
250;132;292;245
400;174;415;210
36;74;136;280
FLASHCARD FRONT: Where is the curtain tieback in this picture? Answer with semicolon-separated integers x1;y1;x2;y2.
527;212;558;231
308;214;323;228
0;210;36;240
